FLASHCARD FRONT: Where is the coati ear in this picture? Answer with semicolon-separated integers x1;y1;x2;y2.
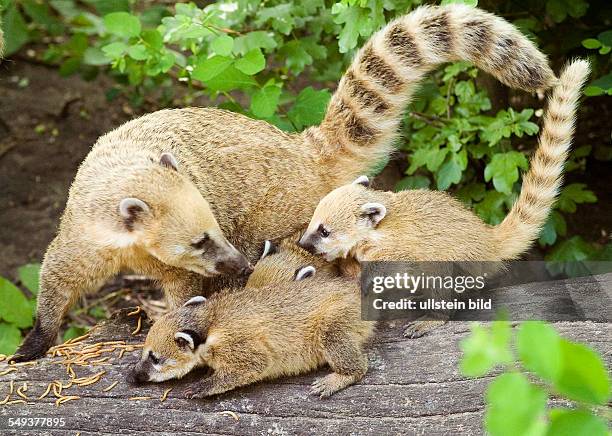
174;330;202;351
294;265;316;281
353;175;370;187
119;198;150;230
261;240;278;260
160;152;179;171
360;202;386;227
184;296;206;306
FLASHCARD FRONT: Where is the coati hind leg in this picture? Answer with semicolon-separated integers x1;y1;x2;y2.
13;239;117;362
311;327;368;398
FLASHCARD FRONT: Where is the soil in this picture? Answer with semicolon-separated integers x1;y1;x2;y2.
0;58;610;281
0;60;131;279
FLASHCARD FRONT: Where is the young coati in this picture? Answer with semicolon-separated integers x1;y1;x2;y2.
15;3;556;361
298;60;589;335
129;256;373;398
245;233;340;288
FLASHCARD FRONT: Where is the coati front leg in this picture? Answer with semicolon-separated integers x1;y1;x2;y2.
13;238;117;362
311;327;368;398
156;267;204;308
184;345;269;399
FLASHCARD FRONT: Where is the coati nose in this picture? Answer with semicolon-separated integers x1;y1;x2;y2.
215;256;252;276
298;237;316;255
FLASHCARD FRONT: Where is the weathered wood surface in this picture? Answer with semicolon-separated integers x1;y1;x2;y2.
0;276;610;436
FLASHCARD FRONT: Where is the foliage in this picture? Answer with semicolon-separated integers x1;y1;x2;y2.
0;264;39;354
461;321;611;436
2;0;607;265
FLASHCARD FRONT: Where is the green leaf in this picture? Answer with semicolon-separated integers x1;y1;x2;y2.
331;3;374;53
3;3;30;56
408;147;448;174
233;31;277;55
204;65;257;92
437;151;467;190
538;211;566;246
127;44;148;60
547;409;608;436
598;30;612;46
581;38;601;49
474;191;508;225
0;322;22;355
395;176;431;191
235;49;266;75
517;321;562;383
103;12;141;38
556;183;597;213
287;87;331;130
83;47;111;66
484;151;529;195
192;55;233;82
456;183;486;204
279;40;313;74
102;41;128;59
141;29;163;49
584;86;605;97
251;83;282;118
485;372;548;436
17;263;40;295
211;34;234;56
460;322;512;377
0;277;34;328
554;339;610;405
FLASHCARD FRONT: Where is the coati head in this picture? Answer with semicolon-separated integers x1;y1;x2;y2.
246;236;339;287
128;296;214;383
299;176;386;262
115;152;252;277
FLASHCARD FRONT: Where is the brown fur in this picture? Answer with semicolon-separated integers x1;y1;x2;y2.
301;60;589;264
131;251;374;398
16;4;555;361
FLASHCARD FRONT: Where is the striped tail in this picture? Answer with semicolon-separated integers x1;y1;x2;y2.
495;59;590;260
304;4;556;177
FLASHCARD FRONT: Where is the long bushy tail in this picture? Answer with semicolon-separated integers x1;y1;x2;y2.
495;59;590;260
304;4;556;177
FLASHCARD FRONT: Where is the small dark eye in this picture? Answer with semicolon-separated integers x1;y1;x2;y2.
149;351;160;365
318;224;330;238
191;233;210;249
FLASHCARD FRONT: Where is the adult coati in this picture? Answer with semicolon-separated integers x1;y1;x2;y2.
15;4;556;361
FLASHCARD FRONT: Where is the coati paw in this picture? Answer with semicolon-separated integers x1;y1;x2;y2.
402;320;446;339
310;373;355;398
184;389;206;400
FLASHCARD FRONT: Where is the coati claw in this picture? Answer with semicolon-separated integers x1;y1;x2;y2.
310;373;356;398
402;320;447;339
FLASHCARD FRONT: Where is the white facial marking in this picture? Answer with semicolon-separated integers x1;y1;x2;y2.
184;296;207;306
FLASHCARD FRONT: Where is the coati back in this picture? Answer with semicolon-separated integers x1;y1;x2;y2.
300;59;590;263
16;4;556;361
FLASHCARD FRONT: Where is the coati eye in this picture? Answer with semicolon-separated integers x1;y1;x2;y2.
149;351;160;365
318;224;330;238
190;233;210;249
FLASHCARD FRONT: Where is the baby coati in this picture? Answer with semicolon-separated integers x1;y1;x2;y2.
299;60;589;336
129;244;373;398
15;3;555;361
